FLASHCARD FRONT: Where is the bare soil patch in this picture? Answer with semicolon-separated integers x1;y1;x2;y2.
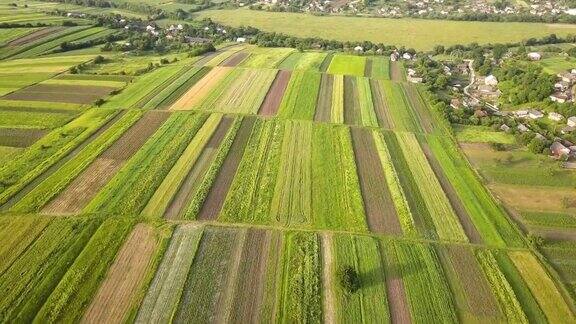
390;61;403;82
4;84;117;105
0;128;46;147
364;58;373;78
7;27;63;47
258;70;291;116
82;224;159;324
383;246;412;324
369;79;393;129
228;229;271;323
420;141;482;243
220;52;249;67
197;116;255;220
42;157;123;214
321;232;336;324
351;127;401;235
314;73;333;122
101;111;169;161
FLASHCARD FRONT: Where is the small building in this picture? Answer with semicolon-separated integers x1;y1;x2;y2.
562;126;576;134
549;112;564;121
390;53;398;61
474;110;488;118
450;98;462;109
535;133;546;141
500;124;511;132
518;124;530;132
485;75;498;86
353;46;363;52
236;37;246;43
568;116;576;127
515;110;528;118
402;53;412;60
550;92;569;103
478;85;494;93
551;141;571;157
408;76;423;83
527;52;542;60
558;72;576;83
529;110;544;119
555;81;570;91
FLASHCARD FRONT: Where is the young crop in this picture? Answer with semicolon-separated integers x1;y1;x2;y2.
357;77;379;127
278;70;321;120
331;75;344;124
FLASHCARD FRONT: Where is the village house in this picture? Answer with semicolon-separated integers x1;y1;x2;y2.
236;37;246;43
549;112;564;121
353;46;363;52
568;116;576;127
518;124;530;132
551;141;571;157
555;81;570;91
450;98;462;109
500;124;511;132
514;110;528;118
557;72;576;84
402;53;413;60
562;126;576;135
550;92;569;103
390;52;398;61
485;75;498;86
527;52;542;60
529;110;544;119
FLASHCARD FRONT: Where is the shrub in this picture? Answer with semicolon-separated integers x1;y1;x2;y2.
338;266;360;294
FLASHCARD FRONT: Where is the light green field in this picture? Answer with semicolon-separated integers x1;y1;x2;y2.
454;125;516;144
196;9;576;50
539;56;576;74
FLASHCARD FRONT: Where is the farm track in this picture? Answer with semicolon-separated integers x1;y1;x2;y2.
258;70;291;116
369;79;393;129
314;73;333;122
228;229;271;323
7;27;63;47
220;52;249;67
0;110;125;211
419;141;482;244
351;127;401;235
197;117;256;220
164;117;234;219
42;112;169;214
82;224;159;324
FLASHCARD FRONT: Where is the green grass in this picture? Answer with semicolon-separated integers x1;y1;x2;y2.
220;118;284;224
311;124;367;231
521;211;576;228
331;74;344;124
141;114;222;217
327;54;366;77
396;132;467;242
357;77;379;127
11;110;142;213
136;224;204;322
85;112;208;215
0;108;117;206
278;231;322;323
0;110;74;129
380;80;421;132
278;70;320;120
0;216;100;322
369;57;390;79
240;47;294;68
454;125;516;144
387;241;458;322
0;215;51;274
278;51;327;71
34;217;135;323
197;9;576;50
142;66;210;109
539;56;576;74
427;135;525;247
331;234;389;322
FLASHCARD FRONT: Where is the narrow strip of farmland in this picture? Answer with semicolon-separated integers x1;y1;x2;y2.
0;110;123;211
227;229;272;323
419;139;483;244
6;27;63;47
164;117;234;219
258;70;291;116
344;76;362;125
220;51;249;67
402;84;434;133
314;73;333;122
0;128;46;147
169;66;232;110
390;61;405;82
135;224;203;323
321;233;336;324
364;58;373;78
173;227;245;323
132;65;191;109
82;224;162;324
319;53;334;72
369;79;394;129
197;117;256;220
41;111;169;214
331;74;344;124
146;66;212;109
350;127;401;235
357;77;379;127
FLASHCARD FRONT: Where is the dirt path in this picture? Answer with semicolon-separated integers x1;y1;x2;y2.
82;224;159;324
321;233;336;324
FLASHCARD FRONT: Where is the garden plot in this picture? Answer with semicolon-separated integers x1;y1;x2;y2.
3;27;61;47
197;68;277;114
258;69;291;116
169;66;232;110
327;54;366;76
379;80;422;132
369;79;394;128
219;51;249;67
3;83;117;105
314;73;333;123
0;128;46;147
41;111;169;214
278;70;320;120
82;223;167;324
331;74;344;124
142;66;211;109
368;57;390;79
0;54;92;74
240;47;295;68
278;51;327;71
0;72;53;96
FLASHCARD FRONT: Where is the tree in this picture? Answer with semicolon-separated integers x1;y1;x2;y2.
338;266;360;294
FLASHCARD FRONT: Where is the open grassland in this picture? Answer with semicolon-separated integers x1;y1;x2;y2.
197;9;576;50
455;125;516;144
327;55;366;77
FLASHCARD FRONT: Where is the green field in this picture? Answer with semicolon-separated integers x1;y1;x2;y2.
196;9;576;50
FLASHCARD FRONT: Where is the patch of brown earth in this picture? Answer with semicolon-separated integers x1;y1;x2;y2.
258;70;291;117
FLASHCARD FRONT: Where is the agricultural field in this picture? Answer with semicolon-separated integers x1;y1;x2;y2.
0;20;574;322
